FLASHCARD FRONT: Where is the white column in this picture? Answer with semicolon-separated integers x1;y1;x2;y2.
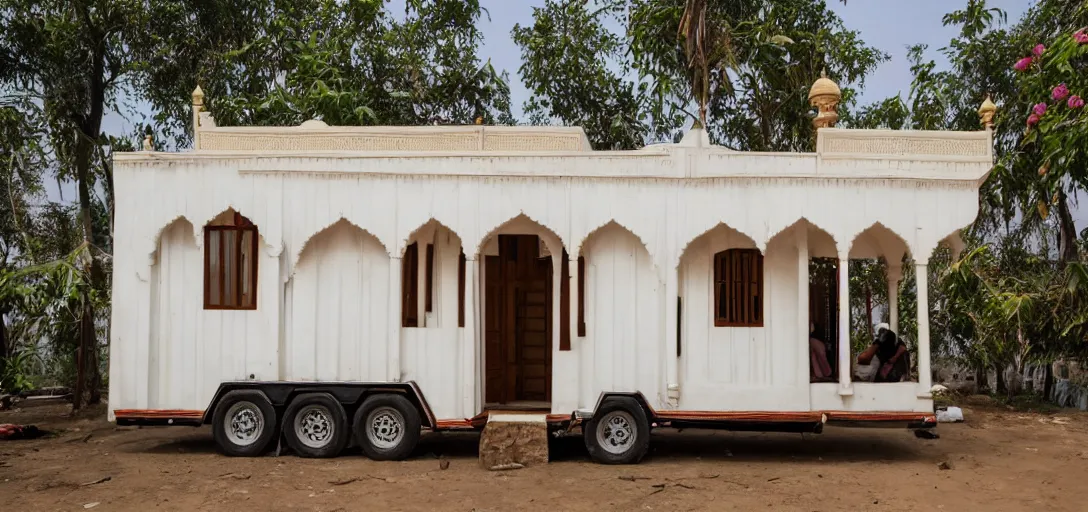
887;264;902;333
838;253;852;395
916;262;932;397
797;228;809;384
461;258;477;417
388;257;402;382
664;265;680;407
566;254;582;410
474;258;484;412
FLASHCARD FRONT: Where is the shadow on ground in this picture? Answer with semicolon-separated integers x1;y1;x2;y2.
121;426;931;463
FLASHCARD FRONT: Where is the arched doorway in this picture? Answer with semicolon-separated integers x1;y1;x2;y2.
479;215;564;406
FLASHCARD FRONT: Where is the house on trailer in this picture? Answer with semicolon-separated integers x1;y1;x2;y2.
107;81;995;463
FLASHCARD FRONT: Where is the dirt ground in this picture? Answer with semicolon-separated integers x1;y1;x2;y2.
2;398;1087;512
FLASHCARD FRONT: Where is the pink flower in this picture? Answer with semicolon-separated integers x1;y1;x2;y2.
1027;114;1041;127
1053;84;1070;101
1033;44;1046;57
1033;102;1048;116
1068;95;1085;109
1075;30;1088;44
1014;57;1033;71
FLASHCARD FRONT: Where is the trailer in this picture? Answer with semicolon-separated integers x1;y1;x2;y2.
107;82;993;463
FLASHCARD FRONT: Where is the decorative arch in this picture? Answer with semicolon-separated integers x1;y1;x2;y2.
936;230;967;262
849;222;911;262
291;217;389;276
678;222;761;268
764;217;838;258
474;212;565;258
189;206;280;257
146;215;197;267
400;218;464;258
577;220;656;266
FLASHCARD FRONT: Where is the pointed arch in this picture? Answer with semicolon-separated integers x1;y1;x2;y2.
577;220;656;265
400;218;464;257
679;222;760;266
764;217;838;258
474;212;565;258
291;217;389;275
147;215;197;266
849;222;911;262
937;230;967;262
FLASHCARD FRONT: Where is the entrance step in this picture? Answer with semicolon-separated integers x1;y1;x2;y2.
479;413;549;469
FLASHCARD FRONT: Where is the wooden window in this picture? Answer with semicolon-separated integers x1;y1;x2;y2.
713;249;764;327
577;256;586;336
402;242;419;327
458;251;466;328
203;212;258;310
424;244;435;313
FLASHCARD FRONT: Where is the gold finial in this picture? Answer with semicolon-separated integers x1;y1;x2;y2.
192;85;205;107
143;134;153;151
978;94;996;130
809;69;841;130
475;116;483;125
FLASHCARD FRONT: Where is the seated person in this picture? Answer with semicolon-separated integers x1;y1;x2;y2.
809;322;833;381
855;324;909;382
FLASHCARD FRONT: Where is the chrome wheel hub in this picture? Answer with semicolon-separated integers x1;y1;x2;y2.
294;405;334;449
366;406;404;450
596;411;636;455
225;401;264;446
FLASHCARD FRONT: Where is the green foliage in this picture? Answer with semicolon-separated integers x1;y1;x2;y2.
513;0;648;150
629;0;887;150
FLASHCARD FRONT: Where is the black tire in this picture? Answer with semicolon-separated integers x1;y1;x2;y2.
584;397;651;464
211;390;277;457
353;394;422;461
282;393;349;458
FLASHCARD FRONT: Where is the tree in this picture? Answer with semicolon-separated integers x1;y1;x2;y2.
629;0;887;151
513;0;648;149
1012;8;1088;263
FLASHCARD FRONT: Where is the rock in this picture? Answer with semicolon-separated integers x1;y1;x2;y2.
938;461;953;470
936;407;964;423
439;459;450;470
478;414;548;469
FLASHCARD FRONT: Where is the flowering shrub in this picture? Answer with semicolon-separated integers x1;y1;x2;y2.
1014;27;1088;215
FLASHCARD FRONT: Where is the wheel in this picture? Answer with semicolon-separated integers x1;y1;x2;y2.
282;393;349;458
584;397;650;464
353;394;421;461
211;390;277;457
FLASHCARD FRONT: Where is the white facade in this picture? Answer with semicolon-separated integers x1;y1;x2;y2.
109;118;992;422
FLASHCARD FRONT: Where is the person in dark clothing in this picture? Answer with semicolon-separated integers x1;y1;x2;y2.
857;327;909;382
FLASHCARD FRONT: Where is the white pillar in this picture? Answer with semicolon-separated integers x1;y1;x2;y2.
566;254;582;409
461;258;477;417
474;258;484;412
388;257;402;382
916;262;932;397
797;228;809;383
838;253;853;395
887;264;902;333
664;265;680;407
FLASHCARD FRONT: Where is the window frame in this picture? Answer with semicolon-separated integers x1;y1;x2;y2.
203;212;259;311
713;248;764;328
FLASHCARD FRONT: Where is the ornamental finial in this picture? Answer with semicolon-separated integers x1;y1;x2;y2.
809;70;841;129
978;94;997;130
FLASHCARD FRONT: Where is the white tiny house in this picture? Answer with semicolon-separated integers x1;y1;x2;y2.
107;86;994;462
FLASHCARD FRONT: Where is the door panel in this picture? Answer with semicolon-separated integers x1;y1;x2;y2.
483;235;554;404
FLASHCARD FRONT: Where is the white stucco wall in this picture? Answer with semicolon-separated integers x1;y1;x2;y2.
108;127;990;420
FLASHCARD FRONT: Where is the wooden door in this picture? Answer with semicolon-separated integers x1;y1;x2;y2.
484;235;553;404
